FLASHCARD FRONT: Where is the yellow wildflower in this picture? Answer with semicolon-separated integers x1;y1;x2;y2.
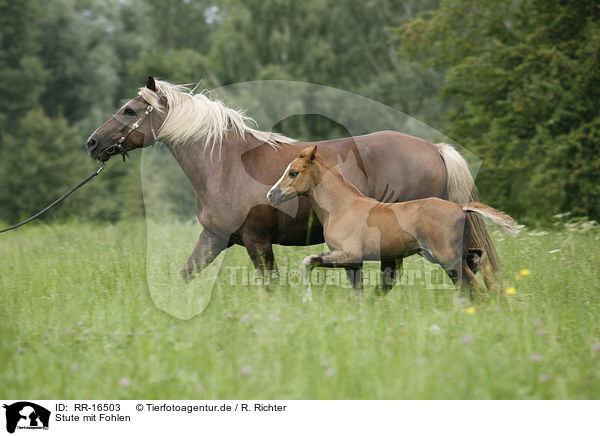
520;269;530;276
515;275;521;280
506;286;517;295
465;307;475;314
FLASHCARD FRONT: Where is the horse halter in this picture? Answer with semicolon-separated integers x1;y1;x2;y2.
100;105;157;162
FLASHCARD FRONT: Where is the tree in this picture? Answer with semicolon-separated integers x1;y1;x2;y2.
0;0;46;133
208;0;446;135
0;109;93;222
36;0;157;134
396;0;600;223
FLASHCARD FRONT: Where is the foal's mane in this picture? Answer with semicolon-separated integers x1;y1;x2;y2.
139;80;296;157
313;155;365;197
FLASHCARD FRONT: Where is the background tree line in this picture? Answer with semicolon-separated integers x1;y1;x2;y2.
0;0;597;226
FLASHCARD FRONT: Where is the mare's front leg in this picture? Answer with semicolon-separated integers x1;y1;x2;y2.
180;228;228;280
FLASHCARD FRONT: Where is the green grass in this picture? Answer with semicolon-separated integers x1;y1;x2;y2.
1;220;599;399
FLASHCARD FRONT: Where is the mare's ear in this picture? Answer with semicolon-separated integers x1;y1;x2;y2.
146;76;157;92
308;145;317;161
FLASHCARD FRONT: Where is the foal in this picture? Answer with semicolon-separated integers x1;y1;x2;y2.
267;146;520;300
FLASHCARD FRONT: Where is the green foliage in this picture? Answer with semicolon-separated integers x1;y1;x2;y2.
396;0;600;224
1;0;597;225
0;0;155;223
37;0;121;124
128;49;218;88
36;0;156;133
0;109;93;221
0;0;46;131
144;0;214;52
210;0;445;127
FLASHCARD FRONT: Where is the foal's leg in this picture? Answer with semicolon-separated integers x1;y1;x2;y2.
181;228;228;280
301;251;360;303
300;254;323;303
442;259;483;300
462;262;483;299
441;263;463;302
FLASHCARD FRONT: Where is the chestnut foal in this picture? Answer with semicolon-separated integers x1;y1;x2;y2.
267;146;520;301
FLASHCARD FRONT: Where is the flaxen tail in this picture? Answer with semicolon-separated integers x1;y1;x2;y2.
462;202;522;236
434;143;501;277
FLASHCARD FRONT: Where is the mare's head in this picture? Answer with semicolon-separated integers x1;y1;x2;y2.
267;145;320;206
86;76;165;162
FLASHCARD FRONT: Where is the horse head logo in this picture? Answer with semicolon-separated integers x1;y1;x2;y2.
3;402;50;433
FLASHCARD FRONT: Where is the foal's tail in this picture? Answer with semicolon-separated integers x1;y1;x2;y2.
462;202;522;236
435;143;500;276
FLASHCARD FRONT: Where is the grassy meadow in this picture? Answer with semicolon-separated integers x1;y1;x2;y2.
1;219;599;399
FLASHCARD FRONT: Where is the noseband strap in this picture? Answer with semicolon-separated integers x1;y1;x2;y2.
101;105;155;162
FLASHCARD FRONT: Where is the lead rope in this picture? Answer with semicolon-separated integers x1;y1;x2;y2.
0;164;105;234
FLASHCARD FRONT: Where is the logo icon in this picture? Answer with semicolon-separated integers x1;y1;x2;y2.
3;402;50;434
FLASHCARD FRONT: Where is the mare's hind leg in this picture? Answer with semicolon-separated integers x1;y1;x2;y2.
374;258;403;296
467;248;494;294
481;262;501;292
467;248;500;291
466;249;484;275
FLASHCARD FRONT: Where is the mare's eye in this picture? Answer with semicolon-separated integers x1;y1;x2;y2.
289;170;298;179
124;107;136;116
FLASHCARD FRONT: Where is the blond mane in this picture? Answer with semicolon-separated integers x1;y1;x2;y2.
139;80;296;158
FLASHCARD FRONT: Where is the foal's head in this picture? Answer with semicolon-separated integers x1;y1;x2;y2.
86;76;165;162
267;145;320;206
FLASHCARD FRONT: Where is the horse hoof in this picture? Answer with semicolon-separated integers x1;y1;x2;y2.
180;266;194;282
373;285;390;297
302;285;313;303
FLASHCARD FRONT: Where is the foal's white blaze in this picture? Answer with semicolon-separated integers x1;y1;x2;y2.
267;162;292;200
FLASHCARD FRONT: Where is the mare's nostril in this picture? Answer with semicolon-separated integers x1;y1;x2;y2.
87;138;97;149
